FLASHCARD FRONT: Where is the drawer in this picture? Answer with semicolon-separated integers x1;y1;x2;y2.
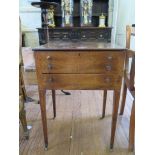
35;52;78;73
35;51;125;74
78;52;125;74
61;33;70;40
80;32;96;40
38;74;122;90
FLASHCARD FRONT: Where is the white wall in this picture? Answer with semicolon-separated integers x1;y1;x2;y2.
114;0;135;49
19;0;41;47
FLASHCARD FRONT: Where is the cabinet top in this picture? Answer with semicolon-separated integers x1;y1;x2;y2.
37;27;112;30
33;41;126;51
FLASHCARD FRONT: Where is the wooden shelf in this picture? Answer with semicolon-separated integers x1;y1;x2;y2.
37;27;112;30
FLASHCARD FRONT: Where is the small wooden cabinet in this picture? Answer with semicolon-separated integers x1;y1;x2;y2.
33;41;126;150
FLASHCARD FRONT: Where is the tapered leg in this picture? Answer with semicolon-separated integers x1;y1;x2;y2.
120;84;127;115
19;109;29;139
102;90;107;118
19;66;27;101
110;90;120;149
39;90;48;150
52;90;56;118
129;101;135;151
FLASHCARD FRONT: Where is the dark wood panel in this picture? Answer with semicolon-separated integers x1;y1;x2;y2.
38;27;112;44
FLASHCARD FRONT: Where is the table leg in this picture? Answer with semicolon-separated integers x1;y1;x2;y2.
120;83;127;115
102;90;107;118
110;90;120;149
39;89;48;150
129;100;135;151
19;109;29;140
52;90;56;118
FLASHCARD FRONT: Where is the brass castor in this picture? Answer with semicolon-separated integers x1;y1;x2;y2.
44;147;48;151
44;144;48;151
110;144;113;151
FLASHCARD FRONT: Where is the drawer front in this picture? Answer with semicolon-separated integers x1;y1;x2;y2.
61;33;70;40
78;52;125;74
38;74;122;90
35;52;78;73
35;51;125;74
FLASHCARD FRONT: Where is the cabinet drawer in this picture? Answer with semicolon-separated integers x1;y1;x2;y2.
35;51;125;74
35;52;78;73
78;52;125;74
39;74;122;90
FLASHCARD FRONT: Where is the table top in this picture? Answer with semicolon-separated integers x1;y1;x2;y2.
32;41;126;51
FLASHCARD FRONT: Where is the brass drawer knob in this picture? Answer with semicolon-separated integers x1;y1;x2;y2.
48;64;53;70
46;56;52;60
105;65;112;71
105;78;110;83
107;56;113;60
47;78;54;83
